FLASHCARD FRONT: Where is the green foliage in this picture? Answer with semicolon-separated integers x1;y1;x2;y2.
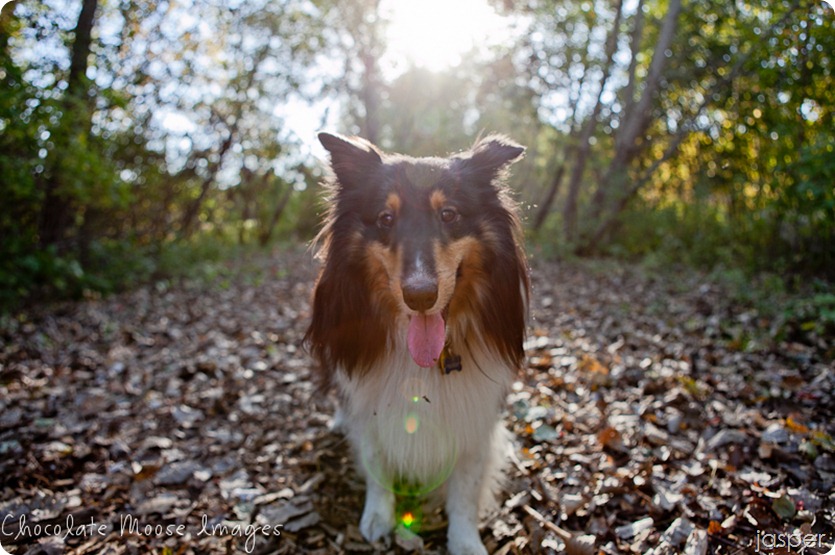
0;244;78;309
636;0;835;277
153;237;245;286
603;201;739;268
0;0;325;311
0;238;149;309
781;292;835;339
2;0;833;312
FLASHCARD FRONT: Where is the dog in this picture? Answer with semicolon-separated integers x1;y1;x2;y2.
306;132;529;555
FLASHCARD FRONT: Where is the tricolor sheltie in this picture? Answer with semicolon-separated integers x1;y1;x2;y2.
306;132;529;555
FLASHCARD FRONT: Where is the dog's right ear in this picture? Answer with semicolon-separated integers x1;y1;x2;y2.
318;132;383;188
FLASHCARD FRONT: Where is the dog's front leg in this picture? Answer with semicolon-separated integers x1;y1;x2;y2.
445;447;489;555
360;479;395;543
358;438;396;544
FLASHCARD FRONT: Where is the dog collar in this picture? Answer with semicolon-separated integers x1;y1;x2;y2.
437;342;462;375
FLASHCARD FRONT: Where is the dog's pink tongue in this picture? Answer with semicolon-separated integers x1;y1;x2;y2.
407;313;445;368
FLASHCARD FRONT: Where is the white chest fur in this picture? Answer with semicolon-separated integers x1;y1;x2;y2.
335;342;512;493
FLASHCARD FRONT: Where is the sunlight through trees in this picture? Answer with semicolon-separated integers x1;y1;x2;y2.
0;0;832;307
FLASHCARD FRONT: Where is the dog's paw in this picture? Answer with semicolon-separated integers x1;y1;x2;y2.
359;499;395;544
447;525;488;555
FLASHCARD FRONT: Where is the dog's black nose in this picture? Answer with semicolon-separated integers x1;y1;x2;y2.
402;275;438;312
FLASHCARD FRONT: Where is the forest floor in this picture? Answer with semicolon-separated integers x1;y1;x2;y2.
1;247;833;555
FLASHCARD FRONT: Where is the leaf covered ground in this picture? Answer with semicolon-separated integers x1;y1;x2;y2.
1;248;833;555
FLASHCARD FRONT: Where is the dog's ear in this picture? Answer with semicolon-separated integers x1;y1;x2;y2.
455;135;525;184
318;132;383;188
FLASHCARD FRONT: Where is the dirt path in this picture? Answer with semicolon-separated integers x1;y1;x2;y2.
1;248;832;554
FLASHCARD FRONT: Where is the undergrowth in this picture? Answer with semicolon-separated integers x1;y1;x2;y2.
0;236;289;313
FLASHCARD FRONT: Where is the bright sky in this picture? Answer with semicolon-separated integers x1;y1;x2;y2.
289;0;520;155
381;0;516;75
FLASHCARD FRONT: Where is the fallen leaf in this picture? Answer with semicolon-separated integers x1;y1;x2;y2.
615;517;654;539
771;495;797;520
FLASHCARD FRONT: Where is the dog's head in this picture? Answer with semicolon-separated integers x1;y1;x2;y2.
308;133;528;376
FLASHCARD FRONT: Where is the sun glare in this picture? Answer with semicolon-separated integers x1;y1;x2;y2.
382;0;514;73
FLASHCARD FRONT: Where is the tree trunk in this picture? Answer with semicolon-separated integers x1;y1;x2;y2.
38;0;99;250
332;0;383;143
179;132;235;238
620;0;645;123
258;185;293;247
360;51;380;144
0;3;15;55
532;163;566;232
620;0;680;157
578;0;681;251
580;0;800;254
67;0;98;98
357;0;382;143
561;0;623;242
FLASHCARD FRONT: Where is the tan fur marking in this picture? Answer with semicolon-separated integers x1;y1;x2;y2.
430;190;447;212
435;236;482;313
386;193;402;214
369;235;484;317
365;242;404;311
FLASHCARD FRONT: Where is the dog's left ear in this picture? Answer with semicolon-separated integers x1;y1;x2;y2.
454;135;525;184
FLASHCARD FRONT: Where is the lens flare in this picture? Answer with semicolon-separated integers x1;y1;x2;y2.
358;399;457;497
401;511;415;528
401;377;427;402
405;414;419;434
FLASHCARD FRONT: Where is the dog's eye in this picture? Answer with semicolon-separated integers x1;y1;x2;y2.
377;211;395;229
440;207;459;224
